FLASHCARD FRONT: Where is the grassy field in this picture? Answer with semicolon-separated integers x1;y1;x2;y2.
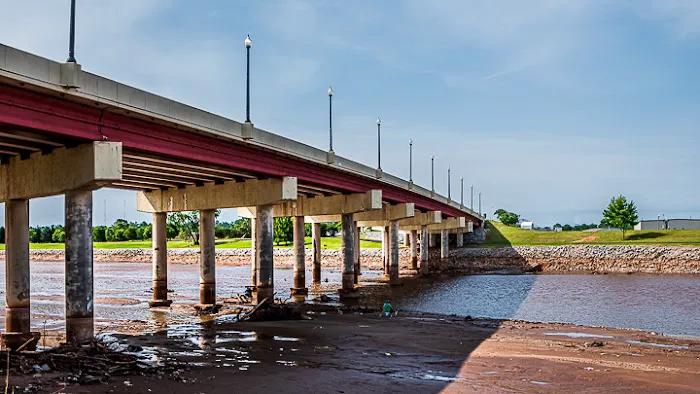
483;221;700;247
0;237;382;251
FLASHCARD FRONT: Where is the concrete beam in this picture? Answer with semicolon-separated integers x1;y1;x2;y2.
399;211;442;226
401;217;466;232
137;177;297;213
0;142;122;202
239;190;382;218
312;203;414;225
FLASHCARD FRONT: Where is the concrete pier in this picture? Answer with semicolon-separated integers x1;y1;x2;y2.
340;213;356;294
199;209;216;306
456;228;464;247
429;233;437;247
3;199;37;349
388;220;401;285
420;225;429;275
251;218;257;287
354;225;361;284
312;222;322;283
382;226;390;275
149;212;172;307
291;216;307;295
255;205;275;303
65;190;94;344
441;229;449;259
410;229;418;270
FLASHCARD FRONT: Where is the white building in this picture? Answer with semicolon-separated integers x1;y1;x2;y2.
519;221;534;230
634;219;700;231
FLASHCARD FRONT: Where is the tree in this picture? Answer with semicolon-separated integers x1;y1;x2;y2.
232;218;251;238
93;226;108;242
52;228;65;243
601;195;639;239
494;209;520;227
273;217;294;245
168;212;200;244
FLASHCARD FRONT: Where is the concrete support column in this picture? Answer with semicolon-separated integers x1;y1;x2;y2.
291;216;307;295
65;189;94;344
255;205;274;303
354;225;361;284
3;199;36;349
340;213;355;292
429;233;437;248
382;226;390;275
199;209;216;306
312;223;322;283
388;220;401;285
456;229;464;248
149;212;172;307
441;229;449;260
420;225;430;276
251;218;257;287
410;229;418;270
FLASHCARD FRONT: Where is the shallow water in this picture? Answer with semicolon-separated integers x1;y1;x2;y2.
1;261;699;337
361;274;700;337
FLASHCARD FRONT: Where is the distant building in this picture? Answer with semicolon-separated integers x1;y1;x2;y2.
519;221;534;230
553;225;563;232
634;219;700;231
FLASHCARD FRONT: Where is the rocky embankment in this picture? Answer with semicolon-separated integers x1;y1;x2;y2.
442;245;700;274
11;245;700;274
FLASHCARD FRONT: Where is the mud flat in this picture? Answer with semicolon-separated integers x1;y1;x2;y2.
10;305;700;393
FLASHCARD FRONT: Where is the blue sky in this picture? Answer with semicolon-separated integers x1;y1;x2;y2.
1;0;699;227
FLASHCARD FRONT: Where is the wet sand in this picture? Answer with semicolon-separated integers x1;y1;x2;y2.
13;307;700;393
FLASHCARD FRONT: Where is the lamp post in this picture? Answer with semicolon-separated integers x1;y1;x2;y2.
376;118;381;170
409;139;413;183
470;185;474;211
658;215;661;230
244;35;252;123
67;0;77;63
328;86;334;152
431;156;435;195
460;177;464;207
447;167;451;201
478;192;482;217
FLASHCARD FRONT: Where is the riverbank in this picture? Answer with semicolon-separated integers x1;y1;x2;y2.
13;306;700;393
15;244;700;274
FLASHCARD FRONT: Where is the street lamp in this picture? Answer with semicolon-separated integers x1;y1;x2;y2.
376;118;381;170
408;139;413;183
328;86;334;152
67;0;77;63
447;167;451;201
431;155;435;194
245;34;252;123
478;192;482;217
460;177;464;207
470;185;474;211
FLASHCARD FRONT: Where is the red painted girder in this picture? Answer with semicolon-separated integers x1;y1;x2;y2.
0;84;477;221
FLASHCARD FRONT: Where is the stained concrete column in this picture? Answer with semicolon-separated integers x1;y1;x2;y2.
340;213;355;293
429;233;436;248
251;218;257;287
388;220;401;285
65;189;94;344
440;229;449;260
354;225;361;284
456;229;464;248
149;212;172;307
420;225;430;276
199;209;216;306
291;216;307;295
255;205;274;303
382;226;390;275
3;199;35;349
410;229;418;270
312;223;322;283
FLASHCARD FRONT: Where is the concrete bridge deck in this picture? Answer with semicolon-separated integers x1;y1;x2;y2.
0;42;483;348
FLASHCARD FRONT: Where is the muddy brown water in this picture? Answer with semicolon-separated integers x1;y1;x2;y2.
0;261;698;337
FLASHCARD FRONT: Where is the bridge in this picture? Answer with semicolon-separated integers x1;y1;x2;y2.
0;43;482;348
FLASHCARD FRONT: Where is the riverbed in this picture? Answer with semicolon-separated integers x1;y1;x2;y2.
1;261;699;338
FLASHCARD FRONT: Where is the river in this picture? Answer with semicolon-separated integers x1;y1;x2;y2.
1;262;698;337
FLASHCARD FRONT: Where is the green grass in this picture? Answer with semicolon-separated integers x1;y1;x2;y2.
2;237;382;250
481;221;700;247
